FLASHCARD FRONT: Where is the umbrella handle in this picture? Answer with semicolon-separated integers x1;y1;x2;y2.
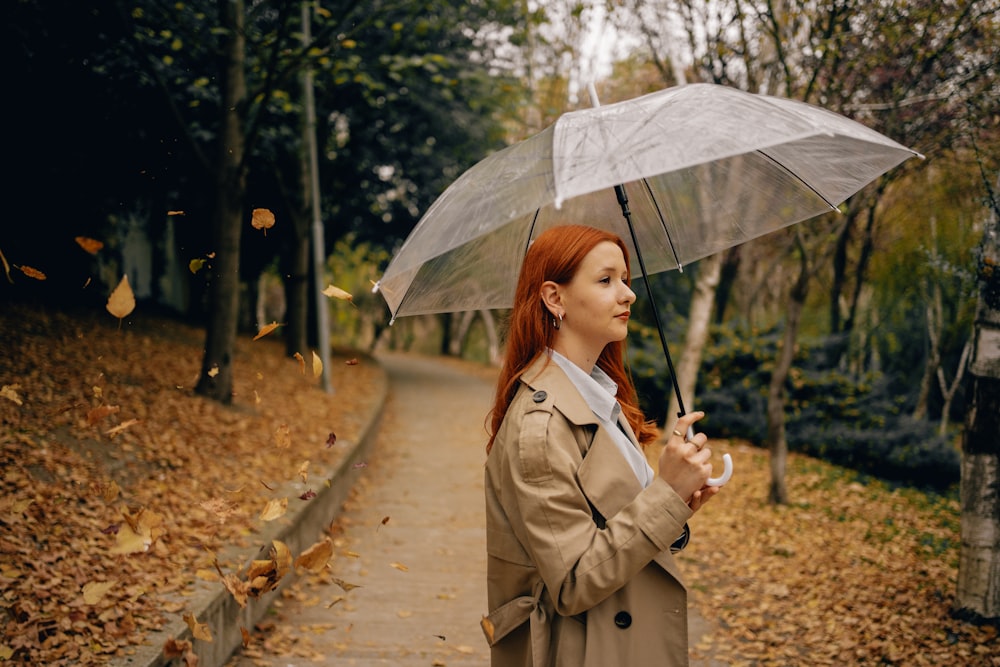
685;425;733;487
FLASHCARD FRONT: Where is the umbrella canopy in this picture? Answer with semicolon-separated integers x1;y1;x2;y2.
374;83;921;320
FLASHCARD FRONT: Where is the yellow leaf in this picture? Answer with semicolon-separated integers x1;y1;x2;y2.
295;537;333;573
331;577;362;592
297;460;310;483
82;579;117;605
182;612;213;642
1;384;22;406
389;562;409;572
188;258;206;274
106;275;136;319
274;423;291;448
251;208;275;233
111;507;163;554
167;210;186;216
253;321;281;340
207;365;219;377
321;284;354;303
312;351;323;378
259;498;288;522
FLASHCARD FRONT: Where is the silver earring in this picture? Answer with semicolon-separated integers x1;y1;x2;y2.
552;312;562;330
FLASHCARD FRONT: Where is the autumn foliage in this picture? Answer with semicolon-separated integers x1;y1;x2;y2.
0;304;384;664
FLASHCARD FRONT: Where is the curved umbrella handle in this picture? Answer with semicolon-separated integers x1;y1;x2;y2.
684;425;733;487
706;453;733;487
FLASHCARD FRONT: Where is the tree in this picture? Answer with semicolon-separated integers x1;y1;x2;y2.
956;171;1000;621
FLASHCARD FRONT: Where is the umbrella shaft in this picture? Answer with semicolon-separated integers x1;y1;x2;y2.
616;184;688;419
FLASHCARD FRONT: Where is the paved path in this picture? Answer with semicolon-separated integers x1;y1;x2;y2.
226;352;719;667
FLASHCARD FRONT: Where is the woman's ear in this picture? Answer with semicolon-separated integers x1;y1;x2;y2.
539;281;561;317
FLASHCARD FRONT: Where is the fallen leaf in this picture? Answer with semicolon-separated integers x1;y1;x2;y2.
345;358;359;365
163;637;192;658
259;498;288;522
75;236;104;254
299;489;316;500
19;265;46;280
253;321;281;340
326;432;337;447
110;507;164;554
321;284;354;303
1;384;23;406
295;537;333;573
274;423;291;448
105;418;140;437
82;579;117;605
251;208;275;234
106;275;136;319
182;612;213;642
87;404;120;426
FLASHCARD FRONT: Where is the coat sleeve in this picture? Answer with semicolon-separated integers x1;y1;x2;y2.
502;395;693;617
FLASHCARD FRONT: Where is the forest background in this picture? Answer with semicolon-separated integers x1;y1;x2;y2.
2;0;999;661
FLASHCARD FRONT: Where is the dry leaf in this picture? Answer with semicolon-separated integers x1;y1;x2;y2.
240;626;251;648
297;460;310;483
326;432;337;447
274;423;291;448
207;365;219;378
105;418;140;437
106;275;136;319
251;208;275;234
253;321;281;340
167;210;186;216
321;284;354;303
87;404;120;425
258;498;288;522
389;561;409;572
188;258;206;274
1;384;23;406
345;358;360;365
19;265;46;280
163;637;192;658
331;577;362;592
182;612;213;642
312;350;323;378
110;507;164;554
295;537;333;573
293;352;306;374
0;246;12;283
82;579;117;605
75;236;104;254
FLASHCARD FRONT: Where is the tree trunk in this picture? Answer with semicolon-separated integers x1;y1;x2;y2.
713;246;741;325
767;234;810;505
956;175;1000;620
195;0;246;404
666;252;722;424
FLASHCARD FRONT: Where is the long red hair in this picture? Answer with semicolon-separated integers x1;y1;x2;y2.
486;224;657;453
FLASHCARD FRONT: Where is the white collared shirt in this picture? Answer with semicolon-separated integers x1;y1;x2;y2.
549;350;655;488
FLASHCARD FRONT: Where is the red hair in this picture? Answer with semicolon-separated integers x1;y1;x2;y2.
486;224;657;452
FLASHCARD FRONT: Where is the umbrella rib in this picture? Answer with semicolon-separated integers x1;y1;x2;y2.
756;149;840;212
640;177;684;272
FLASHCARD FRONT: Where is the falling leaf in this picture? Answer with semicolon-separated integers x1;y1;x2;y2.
207;365;219;378
326;432;337;447
253;321;281;340
274;423;291;448
321;284;354;304
75;236;104;254
293;352;306;374
19;265;46;280
331;577;362;592
325;595;346;608
188;258;206;274
240;626;251;648
390;562;409;572
105;418;140;437
182;612;213;642
297;460;310;483
200;497;239;524
0;246;12;283
259;498;288;522
312;351;323;378
167;210;186;216
251;208;275;234
345;358;359;365
110;507;164;554
106;275;136;319
163;637;193;658
295;537;333;573
82;579;117;605
87;404;120;426
299;490;316;500
93;479;120;503
353;461;367;468
1;384;23;406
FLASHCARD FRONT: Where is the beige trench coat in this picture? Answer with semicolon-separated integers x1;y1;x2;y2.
483;356;694;667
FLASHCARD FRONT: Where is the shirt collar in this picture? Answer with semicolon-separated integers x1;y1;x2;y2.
548;349;620;424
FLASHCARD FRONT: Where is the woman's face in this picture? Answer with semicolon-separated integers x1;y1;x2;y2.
550;241;636;365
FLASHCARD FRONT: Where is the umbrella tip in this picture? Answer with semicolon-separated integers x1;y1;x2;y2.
371;281;380;294
587;82;600;108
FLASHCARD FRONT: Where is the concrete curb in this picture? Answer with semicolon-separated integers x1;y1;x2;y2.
113;357;390;667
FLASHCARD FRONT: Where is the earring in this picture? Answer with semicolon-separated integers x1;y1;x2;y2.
552;312;563;329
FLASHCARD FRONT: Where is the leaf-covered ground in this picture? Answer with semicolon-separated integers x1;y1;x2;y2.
0;303;386;665
2;303;997;666
679;444;999;666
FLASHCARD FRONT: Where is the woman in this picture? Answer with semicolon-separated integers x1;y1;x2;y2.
482;224;722;666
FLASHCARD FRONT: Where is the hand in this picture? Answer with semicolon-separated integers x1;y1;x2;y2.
657;411;716;505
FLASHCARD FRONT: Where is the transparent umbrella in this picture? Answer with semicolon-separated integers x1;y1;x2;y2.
374;83;921;483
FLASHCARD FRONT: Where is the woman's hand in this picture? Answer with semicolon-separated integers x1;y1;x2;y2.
657;411;721;508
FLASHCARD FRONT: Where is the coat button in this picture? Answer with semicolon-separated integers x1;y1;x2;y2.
532;390;547;403
613;611;632;629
